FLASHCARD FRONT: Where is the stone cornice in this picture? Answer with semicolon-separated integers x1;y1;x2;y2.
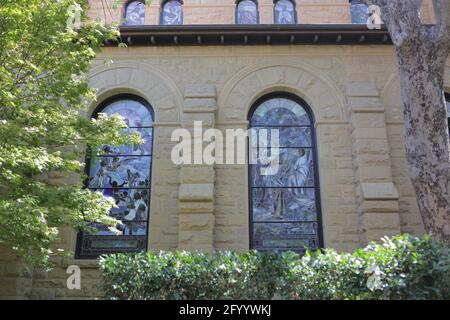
109;24;393;46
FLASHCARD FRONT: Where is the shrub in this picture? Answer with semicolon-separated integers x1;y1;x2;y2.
99;234;449;300
99;250;288;300
280;234;450;299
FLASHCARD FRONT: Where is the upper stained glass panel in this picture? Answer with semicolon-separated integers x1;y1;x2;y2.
350;0;369;24
161;0;183;25
124;1;145;25
237;0;258;24
274;0;296;24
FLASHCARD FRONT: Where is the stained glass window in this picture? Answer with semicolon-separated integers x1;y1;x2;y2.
236;0;259;25
274;0;297;24
350;0;369;24
76;96;153;259
161;0;183;25
123;1;145;25
249;95;322;254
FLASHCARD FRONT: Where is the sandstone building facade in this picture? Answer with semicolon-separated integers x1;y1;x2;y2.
1;0;450;299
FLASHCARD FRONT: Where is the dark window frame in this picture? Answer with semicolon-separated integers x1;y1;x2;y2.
235;0;260;25
446;92;450;136
75;94;155;259
160;0;184;25
273;0;298;25
247;92;324;254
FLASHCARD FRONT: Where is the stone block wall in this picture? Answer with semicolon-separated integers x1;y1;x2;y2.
0;248;32;299
87;0;347;25
88;0;436;25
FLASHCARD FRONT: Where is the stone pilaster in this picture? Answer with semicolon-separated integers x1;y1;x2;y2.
347;82;401;243
177;85;217;252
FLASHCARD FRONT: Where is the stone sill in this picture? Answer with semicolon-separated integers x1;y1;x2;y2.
61;258;99;269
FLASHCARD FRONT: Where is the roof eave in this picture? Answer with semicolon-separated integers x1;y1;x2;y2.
107;24;393;46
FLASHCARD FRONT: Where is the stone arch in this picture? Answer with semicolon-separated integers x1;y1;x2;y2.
218;60;347;123
89;61;183;122
217;60;348;251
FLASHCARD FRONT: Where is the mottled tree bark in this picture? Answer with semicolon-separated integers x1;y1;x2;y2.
363;0;450;242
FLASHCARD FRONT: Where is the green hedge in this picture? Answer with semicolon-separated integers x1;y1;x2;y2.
99;235;450;300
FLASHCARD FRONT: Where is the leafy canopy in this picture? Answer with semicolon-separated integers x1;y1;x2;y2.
0;0;142;269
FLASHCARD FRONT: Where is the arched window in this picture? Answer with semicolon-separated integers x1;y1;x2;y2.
76;95;154;259
350;0;368;24
236;0;259;25
249;94;322;254
274;0;297;24
123;0;145;25
161;0;183;25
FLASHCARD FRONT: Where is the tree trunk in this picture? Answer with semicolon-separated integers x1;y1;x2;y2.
362;0;450;242
397;43;450;242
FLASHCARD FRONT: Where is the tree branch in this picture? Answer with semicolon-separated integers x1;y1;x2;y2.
362;0;424;48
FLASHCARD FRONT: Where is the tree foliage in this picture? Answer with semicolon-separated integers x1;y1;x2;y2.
0;0;142;269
